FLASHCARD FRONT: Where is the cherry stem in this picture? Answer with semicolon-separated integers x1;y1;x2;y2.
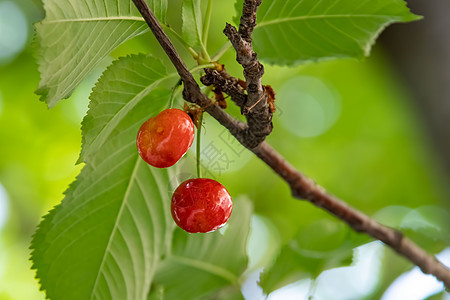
196;112;203;178
168;80;182;108
167;65;214;109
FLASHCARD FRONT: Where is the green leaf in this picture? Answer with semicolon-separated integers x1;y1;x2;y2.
35;0;168;108
182;0;203;47
259;219;369;294
398;206;450;253
235;0;420;65
148;198;253;300
375;205;450;252
79;54;176;164
31;55;173;300
32;54;252;300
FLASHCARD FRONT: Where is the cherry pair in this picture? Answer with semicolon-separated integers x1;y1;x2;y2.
136;108;232;233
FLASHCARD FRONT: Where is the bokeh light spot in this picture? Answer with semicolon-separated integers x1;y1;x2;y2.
0;182;9;231
313;241;383;299
241;269;265;300
277;76;341;138
0;1;28;64
268;279;313;300
199;114;253;175
382;248;450;300
247;215;271;269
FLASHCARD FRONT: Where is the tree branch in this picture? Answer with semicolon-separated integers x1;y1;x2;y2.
131;0;450;288
200;68;247;108
223;0;273;147
253;142;450;285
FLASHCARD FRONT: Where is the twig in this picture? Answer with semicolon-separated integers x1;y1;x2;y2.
131;0;450;288
131;0;261;150
201;68;247;108
222;0;273;147
238;0;261;43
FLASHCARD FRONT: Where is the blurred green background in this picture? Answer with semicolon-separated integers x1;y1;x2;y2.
0;0;449;299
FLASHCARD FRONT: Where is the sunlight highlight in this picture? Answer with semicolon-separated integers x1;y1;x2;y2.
0;182;9;231
382;248;450;300
278;76;341;138
0;1;28;64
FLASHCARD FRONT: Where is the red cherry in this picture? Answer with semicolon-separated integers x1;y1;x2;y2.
171;178;233;233
137;108;195;168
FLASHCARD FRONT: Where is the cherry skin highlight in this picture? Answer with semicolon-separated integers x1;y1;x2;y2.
137;108;195;168
171;178;233;233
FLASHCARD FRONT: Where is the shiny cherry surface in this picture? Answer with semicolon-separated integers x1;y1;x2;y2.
137;108;195;168
171;178;233;233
